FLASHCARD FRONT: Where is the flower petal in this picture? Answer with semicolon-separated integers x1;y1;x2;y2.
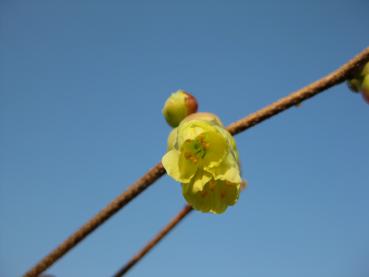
177;120;207;146
182;183;211;213
182;174;241;214
178;152;198;182
191;171;212;192
202;129;228;168
162;149;196;183
205;152;242;183
167;128;178;151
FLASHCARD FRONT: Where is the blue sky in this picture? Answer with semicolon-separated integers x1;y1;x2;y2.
1;1;369;276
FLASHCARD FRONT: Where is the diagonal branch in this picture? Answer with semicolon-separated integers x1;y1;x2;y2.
112;205;193;277
24;46;369;277
111;46;369;276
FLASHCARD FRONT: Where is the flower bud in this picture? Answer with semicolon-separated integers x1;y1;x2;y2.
347;78;361;93
347;62;369;94
361;75;369;104
361;62;369;76
162;90;198;128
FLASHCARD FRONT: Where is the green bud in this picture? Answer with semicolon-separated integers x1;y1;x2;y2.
347;62;369;94
361;62;369;76
347;78;361;93
361;75;369;104
162;90;198;128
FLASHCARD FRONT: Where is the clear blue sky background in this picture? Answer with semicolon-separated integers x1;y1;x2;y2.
1;1;369;277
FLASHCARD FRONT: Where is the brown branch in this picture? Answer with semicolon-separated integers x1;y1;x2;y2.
226;48;369;136
111;46;369;276
23;46;369;277
113;205;193;277
23;163;166;277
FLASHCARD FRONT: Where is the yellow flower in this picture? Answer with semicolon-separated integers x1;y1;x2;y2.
162;119;229;183
162;116;245;214
182;170;241;214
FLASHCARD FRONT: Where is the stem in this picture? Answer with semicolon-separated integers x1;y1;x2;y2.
112;205;193;277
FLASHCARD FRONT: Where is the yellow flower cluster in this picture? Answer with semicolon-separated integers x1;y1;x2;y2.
162;113;245;214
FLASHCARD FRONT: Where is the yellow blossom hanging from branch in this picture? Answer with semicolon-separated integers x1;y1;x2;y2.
162;92;246;214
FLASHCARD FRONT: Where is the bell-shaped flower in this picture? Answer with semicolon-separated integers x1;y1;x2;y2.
162;115;246;213
181;170;242;214
162;119;230;183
